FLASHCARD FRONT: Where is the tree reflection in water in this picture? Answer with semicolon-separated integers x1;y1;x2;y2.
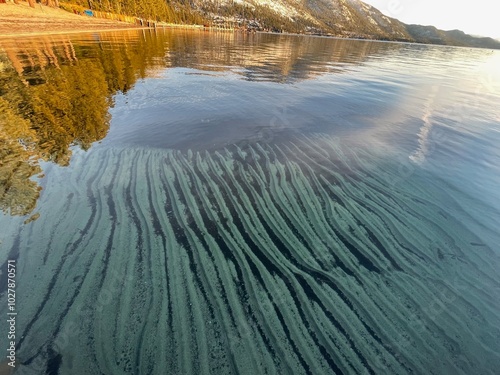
0;30;397;217
0;32;169;216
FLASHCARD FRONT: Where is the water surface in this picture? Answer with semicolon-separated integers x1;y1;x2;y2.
0;30;499;374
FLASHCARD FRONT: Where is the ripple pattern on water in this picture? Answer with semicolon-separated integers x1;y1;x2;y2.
2;136;500;375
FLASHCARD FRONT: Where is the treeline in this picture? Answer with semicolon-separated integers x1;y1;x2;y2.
61;0;205;24
61;0;325;33
199;1;327;33
0;32;170;216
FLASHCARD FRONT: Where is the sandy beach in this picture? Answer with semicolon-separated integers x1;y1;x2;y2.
0;2;142;37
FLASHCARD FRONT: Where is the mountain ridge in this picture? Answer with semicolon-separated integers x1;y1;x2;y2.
196;0;500;49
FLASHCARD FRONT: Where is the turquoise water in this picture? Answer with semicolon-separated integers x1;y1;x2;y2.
0;30;499;374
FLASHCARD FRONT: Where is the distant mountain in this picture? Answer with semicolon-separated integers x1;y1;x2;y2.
194;0;500;49
404;25;500;49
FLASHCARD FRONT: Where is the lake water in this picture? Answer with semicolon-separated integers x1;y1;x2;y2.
0;29;499;374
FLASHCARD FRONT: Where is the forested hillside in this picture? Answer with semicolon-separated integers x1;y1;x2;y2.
61;0;205;24
57;0;500;48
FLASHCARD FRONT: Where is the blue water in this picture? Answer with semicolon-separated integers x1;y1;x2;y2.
0;30;499;374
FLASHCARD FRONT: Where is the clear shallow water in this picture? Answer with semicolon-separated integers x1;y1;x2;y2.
0;30;499;374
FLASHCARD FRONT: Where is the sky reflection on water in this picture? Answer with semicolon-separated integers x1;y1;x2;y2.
0;30;499;375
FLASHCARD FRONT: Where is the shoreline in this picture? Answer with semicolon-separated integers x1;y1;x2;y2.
0;2;149;38
0;26;151;39
1;3;497;49
0;2;211;39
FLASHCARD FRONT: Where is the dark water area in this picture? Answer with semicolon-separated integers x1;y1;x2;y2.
0;29;499;374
